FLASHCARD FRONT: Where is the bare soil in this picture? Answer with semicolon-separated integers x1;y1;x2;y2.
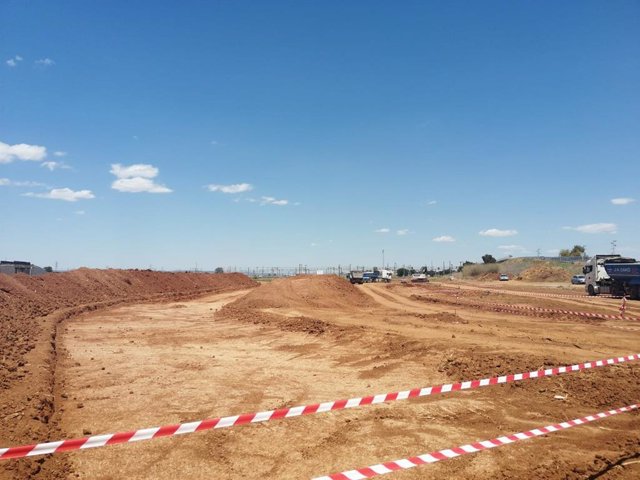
2;274;639;479
0;270;257;480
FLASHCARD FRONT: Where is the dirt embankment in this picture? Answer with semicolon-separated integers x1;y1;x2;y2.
516;264;573;282
0;269;256;480
232;275;375;310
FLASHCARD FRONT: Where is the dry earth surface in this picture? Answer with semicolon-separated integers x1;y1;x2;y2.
2;273;639;479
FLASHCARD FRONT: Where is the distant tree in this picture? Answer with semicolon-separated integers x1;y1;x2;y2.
396;267;415;277
482;254;497;264
458;261;474;272
214;267;224;274
559;245;585;257
44;266;53;273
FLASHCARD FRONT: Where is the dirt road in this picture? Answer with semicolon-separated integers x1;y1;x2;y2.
45;276;639;479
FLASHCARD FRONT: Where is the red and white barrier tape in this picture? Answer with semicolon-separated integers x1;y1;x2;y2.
408;290;640;323
313;403;640;480
489;302;640;322
1;354;638;460
435;284;616;300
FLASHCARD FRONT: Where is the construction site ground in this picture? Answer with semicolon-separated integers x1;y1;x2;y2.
2;273;640;479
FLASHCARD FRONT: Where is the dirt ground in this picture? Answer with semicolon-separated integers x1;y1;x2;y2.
2;274;640;479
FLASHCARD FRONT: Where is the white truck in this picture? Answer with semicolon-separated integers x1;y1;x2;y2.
583;254;640;299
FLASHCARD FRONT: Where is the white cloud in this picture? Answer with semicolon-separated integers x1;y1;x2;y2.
75;210;86;215
35;58;55;67
1;178;46;188
110;163;158;179
207;183;253;194
611;197;635;206
260;196;288;206
110;163;172;193
0;141;47;163
24;188;94;202
5;55;22;67
479;228;518;237
53;151;67;157
564;223;617;234
397;229;410;236
310;242;319;247
375;228;390;234
427;200;437;205
433;235;455;242
41;161;70;171
498;245;527;253
112;177;172;193
210;140;219;145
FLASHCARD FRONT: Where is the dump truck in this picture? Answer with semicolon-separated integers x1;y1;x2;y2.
583;254;640;300
347;271;365;284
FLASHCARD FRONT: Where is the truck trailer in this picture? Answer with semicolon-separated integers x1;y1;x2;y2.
583;254;640;300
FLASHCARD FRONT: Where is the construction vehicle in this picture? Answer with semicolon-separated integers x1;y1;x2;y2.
347;271;365;284
583;255;640;299
363;269;393;283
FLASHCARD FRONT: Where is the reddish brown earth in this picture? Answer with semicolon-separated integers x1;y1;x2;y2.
0;270;257;480
1;274;639;479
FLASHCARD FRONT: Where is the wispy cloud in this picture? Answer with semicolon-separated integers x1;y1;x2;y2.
207;183;253;194
261;196;288;206
498;245;527;253
75;210;86;215
375;228;390;234
563;223;617;234
41;161;71;171
35;58;55;67
433;235;455;242
0;141;47;163
397;229;410;236
0;178;47;188
427;200;437;205
24;188;94;202
53;151;67;157
611;197;635;206
479;228;518;237
110;163;172;193
6;55;23;67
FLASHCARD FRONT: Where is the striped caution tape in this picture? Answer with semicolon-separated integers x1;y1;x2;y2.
436;284;617;300
407;289;640;323
1;354;638;460
313;403;639;479
488;302;640;322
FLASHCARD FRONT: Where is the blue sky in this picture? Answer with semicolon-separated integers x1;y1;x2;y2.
1;1;638;270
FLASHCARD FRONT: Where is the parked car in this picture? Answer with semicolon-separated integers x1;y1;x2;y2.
411;273;428;283
571;274;586;285
499;274;509;281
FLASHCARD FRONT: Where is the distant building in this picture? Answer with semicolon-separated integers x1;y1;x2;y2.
0;260;47;276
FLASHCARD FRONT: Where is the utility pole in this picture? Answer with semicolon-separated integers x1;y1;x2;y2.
611;240;617;254
382;249;385;269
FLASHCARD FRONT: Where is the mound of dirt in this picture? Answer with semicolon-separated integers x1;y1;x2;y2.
517;265;572;282
0;269;256;480
231;275;375;310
